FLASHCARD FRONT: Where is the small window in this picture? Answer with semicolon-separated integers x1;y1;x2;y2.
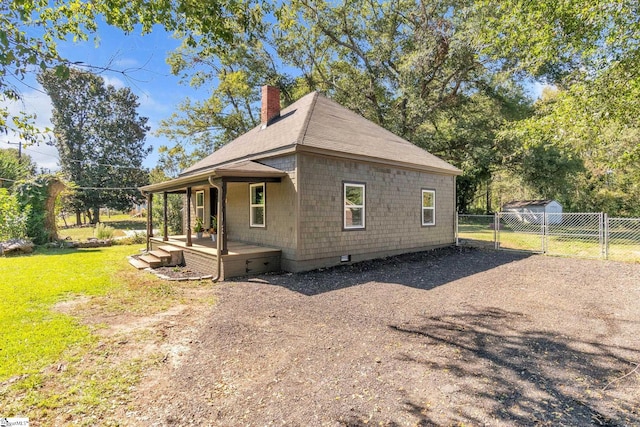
422;189;435;226
344;183;365;229
195;190;205;222
250;183;265;227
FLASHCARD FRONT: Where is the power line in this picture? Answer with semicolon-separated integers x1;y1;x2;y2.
0;177;140;191
3;143;148;170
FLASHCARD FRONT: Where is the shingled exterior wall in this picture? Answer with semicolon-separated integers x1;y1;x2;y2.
224;155;298;263
292;152;456;272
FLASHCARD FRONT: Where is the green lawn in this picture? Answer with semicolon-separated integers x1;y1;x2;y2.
458;223;640;262
0;246;137;381
57;214;147;240
0;244;198;423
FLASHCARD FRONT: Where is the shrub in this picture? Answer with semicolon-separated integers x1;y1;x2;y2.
95;222;115;239
0;188;30;241
112;231;146;245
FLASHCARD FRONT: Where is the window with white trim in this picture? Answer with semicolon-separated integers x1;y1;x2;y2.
344;183;365;229
195;190;205;222
250;183;266;227
422;189;435;226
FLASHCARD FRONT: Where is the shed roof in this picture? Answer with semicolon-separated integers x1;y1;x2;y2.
180;91;461;177
502;200;560;209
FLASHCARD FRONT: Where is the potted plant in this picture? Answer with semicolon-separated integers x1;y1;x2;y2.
194;217;204;239
209;216;217;242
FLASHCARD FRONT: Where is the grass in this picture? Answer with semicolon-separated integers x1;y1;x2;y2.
458;223;640;262
0;244;212;424
57;214;147;241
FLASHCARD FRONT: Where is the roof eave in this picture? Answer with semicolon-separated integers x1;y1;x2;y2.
295;145;462;176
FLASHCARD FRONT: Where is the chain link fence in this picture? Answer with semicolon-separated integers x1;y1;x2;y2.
457;213;640;262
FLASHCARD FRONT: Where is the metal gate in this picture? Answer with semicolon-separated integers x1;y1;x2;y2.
496;212;544;253
545;213;604;259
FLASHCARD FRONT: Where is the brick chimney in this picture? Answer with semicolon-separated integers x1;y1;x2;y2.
261;85;280;126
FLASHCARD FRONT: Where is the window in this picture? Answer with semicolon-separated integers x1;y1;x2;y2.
250;183;265;227
195;190;205;222
344;183;365;229
422;189;435;226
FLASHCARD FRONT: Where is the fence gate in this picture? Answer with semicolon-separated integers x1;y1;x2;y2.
496;212;545;253
544;213;604;259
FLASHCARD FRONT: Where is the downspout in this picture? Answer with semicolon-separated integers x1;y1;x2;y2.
208;176;223;282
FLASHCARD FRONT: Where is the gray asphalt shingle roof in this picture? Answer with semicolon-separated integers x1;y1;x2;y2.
180;91;461;177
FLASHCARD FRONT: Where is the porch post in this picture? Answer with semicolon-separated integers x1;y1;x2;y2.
221;180;228;255
148;193;153;237
145;193;151;251
162;191;168;241
186;187;192;247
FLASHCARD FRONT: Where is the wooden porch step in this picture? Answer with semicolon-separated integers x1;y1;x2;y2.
139;254;163;268
128;256;150;270
149;250;171;263
157;246;184;265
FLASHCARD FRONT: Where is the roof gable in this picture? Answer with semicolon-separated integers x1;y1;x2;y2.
180;91;460;177
503;200;560;209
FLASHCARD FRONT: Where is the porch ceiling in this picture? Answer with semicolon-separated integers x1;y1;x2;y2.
139;160;287;193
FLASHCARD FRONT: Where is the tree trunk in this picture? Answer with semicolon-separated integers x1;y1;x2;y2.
43;179;65;242
76;210;82;226
86;209;93;224
93;207;100;224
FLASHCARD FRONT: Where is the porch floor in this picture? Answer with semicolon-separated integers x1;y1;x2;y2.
149;235;281;258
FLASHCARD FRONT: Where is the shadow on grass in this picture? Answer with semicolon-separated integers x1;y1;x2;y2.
253;247;530;296
382;307;640;426
30;247;107;256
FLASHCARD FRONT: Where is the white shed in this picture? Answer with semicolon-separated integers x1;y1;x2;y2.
501;200;563;225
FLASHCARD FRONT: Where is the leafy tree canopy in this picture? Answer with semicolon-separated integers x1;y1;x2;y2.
0;148;36;188
38;66;150;223
1;0;262;142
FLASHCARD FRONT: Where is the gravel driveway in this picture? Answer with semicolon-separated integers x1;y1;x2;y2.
132;247;640;426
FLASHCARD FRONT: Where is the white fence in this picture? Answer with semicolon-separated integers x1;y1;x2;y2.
457;213;640;262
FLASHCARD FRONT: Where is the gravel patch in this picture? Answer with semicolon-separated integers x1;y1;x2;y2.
129;247;640;426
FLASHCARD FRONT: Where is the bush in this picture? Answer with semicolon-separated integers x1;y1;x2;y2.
94;222;115;239
112;231;146;246
0;188;30;241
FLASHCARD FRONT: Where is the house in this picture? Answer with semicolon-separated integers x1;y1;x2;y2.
138;86;461;279
501;200;563;225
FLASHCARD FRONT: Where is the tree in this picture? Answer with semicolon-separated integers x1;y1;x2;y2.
1;0;263;144
0;148;36;188
156;20;294;176
158;0;531;212
0;188;30;241
149;167;183;234
39;67;150;224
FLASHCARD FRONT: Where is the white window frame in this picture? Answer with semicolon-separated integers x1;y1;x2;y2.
344;182;366;230
422;189;436;226
250;183;266;227
195;190;205;222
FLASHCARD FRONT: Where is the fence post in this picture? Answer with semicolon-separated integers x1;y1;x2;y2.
494;213;499;250
603;213;609;260
455;212;459;247
542;212;547;254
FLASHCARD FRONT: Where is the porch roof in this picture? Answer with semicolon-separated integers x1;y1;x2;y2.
139;160;287;193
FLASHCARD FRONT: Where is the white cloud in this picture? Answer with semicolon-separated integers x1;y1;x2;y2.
0;89;60;172
102;75;126;89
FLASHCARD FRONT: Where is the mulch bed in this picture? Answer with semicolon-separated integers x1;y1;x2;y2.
130;247;640;426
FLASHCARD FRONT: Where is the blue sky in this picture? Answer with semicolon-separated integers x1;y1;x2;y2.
0;23;202;172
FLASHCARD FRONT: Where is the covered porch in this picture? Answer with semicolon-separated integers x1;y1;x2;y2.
148;235;281;279
139;160;288;280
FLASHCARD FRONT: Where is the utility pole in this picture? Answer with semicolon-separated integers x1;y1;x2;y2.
7;140;22;160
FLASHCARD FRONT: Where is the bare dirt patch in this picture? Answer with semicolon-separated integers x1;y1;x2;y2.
113;248;639;425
